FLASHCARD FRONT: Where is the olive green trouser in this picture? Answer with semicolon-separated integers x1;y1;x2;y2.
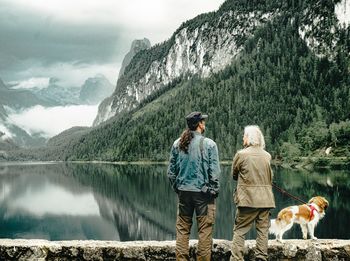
230;207;270;261
176;191;216;261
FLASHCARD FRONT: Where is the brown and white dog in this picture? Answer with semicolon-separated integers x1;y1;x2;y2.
269;196;329;242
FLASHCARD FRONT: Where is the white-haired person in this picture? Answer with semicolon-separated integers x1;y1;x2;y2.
230;126;275;261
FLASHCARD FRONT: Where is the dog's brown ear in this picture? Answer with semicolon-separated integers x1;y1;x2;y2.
312;196;329;211
308;197;315;204
321;197;329;210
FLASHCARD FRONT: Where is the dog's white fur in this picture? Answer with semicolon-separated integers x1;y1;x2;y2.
269;196;329;242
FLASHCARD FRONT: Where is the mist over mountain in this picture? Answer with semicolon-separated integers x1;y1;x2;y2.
0;78;53;109
79;75;114;105
0;75;107;149
0;78;50;148
32;78;81;106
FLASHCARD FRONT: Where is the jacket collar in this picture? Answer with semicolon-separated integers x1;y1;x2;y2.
191;130;203;136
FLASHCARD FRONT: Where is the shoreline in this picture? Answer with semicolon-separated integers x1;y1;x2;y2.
0;160;233;166
0;157;348;170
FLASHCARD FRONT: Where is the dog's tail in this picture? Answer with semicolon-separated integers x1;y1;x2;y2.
269;217;285;235
269;209;291;235
269;219;279;235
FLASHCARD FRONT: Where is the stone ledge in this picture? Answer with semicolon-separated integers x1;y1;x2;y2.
0;239;349;260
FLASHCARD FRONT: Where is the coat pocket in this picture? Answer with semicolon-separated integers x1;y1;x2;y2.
207;203;216;224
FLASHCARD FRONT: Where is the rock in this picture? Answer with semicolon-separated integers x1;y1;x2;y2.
118;38;151;79
0;239;349;260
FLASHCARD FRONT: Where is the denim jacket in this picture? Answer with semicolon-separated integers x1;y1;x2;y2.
167;131;220;195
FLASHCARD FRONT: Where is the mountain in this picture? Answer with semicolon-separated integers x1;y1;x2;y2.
79;74;114;105
32;78;81;105
0;137;18;152
5;126;91;161
0;78;53;109
93;38;151;125
4;123;46;148
93;7;275;125
0;121;18;152
118;38;151;79
0;77;83;149
0;78;55;148
24;76;113;106
7;0;350;162
47;126;90;148
0;73;109;150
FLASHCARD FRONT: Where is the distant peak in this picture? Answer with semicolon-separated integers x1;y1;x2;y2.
49;77;60;85
130;38;151;51
118;38;152;80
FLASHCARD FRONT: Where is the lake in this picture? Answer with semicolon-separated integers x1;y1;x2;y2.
0;162;349;241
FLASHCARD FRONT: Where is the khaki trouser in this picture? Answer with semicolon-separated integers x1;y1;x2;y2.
230;207;270;261
176;191;216;261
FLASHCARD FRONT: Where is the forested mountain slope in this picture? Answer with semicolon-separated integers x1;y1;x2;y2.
65;0;350;161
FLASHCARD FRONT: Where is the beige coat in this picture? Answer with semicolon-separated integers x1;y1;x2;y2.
231;146;275;208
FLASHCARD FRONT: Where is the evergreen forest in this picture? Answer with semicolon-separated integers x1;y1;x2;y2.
64;11;350;162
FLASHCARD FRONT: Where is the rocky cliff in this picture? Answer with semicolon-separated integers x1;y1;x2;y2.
298;0;350;58
118;38;151;79
94;0;350;127
93;8;276;125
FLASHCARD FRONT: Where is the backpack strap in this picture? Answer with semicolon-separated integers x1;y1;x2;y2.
200;136;205;155
199;136;209;187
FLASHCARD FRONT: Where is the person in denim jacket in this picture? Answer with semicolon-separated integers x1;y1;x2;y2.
168;111;220;261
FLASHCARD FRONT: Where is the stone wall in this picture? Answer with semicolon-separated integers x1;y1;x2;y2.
0;239;349;260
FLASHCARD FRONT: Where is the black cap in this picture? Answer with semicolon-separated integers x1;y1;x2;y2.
186;111;208;130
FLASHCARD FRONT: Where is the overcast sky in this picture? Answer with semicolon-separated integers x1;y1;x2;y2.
0;0;225;88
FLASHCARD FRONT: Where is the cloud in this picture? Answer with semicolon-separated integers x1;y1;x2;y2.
1;0;223;36
10;182;100;217
8;62;119;88
9;77;50;89
7;105;98;138
0;0;224;85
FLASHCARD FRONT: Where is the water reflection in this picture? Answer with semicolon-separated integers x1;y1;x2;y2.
9;181;100;217
0;163;349;241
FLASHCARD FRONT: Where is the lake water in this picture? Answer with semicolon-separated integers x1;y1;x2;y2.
0;162;349;241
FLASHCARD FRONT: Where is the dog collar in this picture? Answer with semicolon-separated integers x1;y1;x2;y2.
308;204;317;220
